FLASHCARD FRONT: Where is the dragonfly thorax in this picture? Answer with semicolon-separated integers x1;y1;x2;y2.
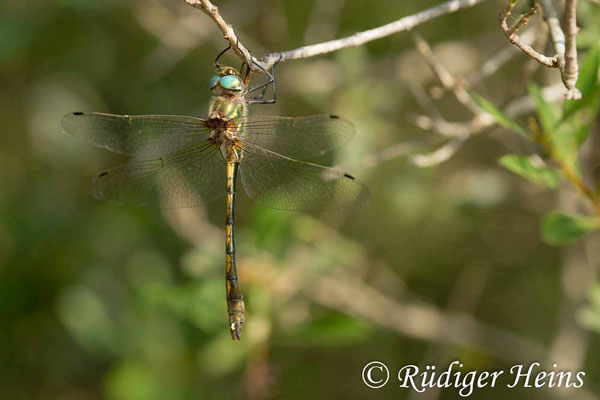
207;94;247;144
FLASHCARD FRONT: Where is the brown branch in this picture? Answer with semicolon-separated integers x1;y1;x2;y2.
497;1;558;67
184;0;258;68
467;38;525;85
508;4;539;36
412;34;480;114
538;0;581;99
309;275;546;363
261;0;490;69
563;0;581;99
410;136;468;167
497;0;582;99
538;0;566;68
184;0;490;70
361;82;563;169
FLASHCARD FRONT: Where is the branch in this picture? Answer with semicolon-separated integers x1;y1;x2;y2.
262;0;490;69
309;275;546;363
467;39;525;85
497;0;582;99
184;0;258;68
539;0;581;98
359;83;564;169
497;2;557;67
412;34;479;113
563;0;581;99
185;0;490;70
538;0;566;68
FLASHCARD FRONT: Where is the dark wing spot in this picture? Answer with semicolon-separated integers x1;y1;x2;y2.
329;115;340;119
344;173;355;180
97;171;108;177
73;111;84;115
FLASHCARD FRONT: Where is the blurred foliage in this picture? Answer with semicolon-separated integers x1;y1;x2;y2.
498;154;561;189
541;212;600;245
578;286;600;334
470;44;600;245
2;0;600;399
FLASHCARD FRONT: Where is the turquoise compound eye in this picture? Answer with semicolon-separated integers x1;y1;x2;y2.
209;75;220;88
219;75;242;90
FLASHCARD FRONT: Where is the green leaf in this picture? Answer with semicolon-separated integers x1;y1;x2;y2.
528;84;578;169
547;123;579;170
499;154;561;189
469;92;528;137
528;83;560;135
541;212;600;245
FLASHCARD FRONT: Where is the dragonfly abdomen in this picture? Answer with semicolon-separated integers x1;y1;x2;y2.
225;144;244;340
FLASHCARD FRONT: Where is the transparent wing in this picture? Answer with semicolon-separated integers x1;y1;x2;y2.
241;115;355;160
93;141;225;208
62;112;211;157
238;143;368;211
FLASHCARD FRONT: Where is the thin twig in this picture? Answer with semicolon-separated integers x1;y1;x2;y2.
262;0;490;69
501;22;549;105
410;135;468;167
184;0;259;68
538;0;581;99
412;34;480;114
407;21;564;168
498;0;581;99
359;83;563;169
309;275;546;363
407;82;445;122
361;140;421;168
498;1;557;67
185;0;490;70
467;37;527;85
509;5;539;35
408;34;498;165
405;83;564;167
538;0;566;68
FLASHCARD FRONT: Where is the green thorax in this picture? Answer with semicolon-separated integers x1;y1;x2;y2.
209;95;246;133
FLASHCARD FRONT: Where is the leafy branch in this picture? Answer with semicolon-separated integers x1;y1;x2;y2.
470;44;600;245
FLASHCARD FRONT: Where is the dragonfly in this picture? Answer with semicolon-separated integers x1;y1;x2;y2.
61;48;368;340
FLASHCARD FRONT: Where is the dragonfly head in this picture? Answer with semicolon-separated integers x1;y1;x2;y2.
209;66;246;95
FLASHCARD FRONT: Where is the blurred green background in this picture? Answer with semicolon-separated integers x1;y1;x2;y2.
2;0;600;399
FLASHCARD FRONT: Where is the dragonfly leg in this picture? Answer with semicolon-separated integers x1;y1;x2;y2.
241;61;251;86
247;60;278;105
214;44;231;69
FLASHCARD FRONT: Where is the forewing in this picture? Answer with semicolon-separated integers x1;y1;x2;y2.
62;112;211;157
239;143;368;211
241;115;355;160
93;141;225;208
